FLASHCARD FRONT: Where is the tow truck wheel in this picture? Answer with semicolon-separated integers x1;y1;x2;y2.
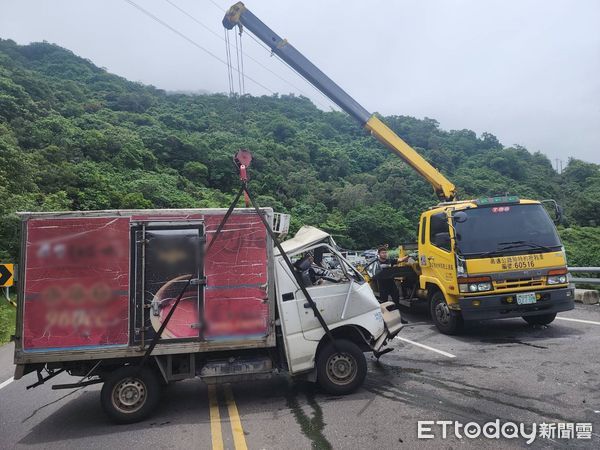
316;339;366;395
430;290;464;335
523;313;556;326
101;366;161;424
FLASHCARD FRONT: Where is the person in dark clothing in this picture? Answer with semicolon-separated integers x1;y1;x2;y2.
371;245;408;304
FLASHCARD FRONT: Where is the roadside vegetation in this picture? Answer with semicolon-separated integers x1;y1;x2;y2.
0;296;16;344
0;39;599;262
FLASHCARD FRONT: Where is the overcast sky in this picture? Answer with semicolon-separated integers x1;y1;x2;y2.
1;0;599;166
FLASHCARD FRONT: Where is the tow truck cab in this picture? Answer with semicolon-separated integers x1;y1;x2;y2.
418;196;574;334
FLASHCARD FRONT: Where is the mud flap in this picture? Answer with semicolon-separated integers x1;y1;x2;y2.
13;364;26;380
372;301;404;357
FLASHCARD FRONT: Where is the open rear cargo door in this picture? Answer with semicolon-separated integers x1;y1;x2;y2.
132;220;205;344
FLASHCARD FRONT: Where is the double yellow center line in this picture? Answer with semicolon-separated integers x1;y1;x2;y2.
208;384;248;450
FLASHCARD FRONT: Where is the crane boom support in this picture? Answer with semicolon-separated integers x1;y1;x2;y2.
365;117;456;201
223;2;457;201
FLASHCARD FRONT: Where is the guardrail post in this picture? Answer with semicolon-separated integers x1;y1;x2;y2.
568;267;600;305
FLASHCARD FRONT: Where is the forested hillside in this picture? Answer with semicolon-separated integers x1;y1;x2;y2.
1;39;599;263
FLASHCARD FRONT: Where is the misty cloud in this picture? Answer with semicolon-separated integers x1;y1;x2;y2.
1;0;598;164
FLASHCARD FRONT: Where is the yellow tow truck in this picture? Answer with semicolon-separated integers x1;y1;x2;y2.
222;3;575;334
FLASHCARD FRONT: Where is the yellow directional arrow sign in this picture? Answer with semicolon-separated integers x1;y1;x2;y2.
0;264;14;287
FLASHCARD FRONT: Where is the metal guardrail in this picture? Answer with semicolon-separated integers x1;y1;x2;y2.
568;267;600;285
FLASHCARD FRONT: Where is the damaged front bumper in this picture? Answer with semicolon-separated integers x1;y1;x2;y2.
372;301;404;358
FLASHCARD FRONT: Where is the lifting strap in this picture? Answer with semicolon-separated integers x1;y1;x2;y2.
241;181;337;348
139;176;337;370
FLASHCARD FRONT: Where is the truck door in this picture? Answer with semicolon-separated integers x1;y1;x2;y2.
274;245;371;371
422;212;456;291
293;245;364;341
132;221;205;344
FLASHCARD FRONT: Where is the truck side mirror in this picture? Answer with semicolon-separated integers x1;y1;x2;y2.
541;200;562;225
452;211;468;223
555;204;563;225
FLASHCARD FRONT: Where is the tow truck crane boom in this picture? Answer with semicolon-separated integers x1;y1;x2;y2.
223;2;458;201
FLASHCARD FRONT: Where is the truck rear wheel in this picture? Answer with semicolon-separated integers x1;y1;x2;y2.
316;339;366;395
101;365;161;424
523;313;556;326
430;290;464;335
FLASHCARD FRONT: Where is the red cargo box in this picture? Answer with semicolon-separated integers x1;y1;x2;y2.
16;209;275;359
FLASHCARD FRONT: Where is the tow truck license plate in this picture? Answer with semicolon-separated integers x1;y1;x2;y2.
517;292;537;305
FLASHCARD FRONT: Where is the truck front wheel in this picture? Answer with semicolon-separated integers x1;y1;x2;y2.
101;366;161;424
523;313;556;326
430;290;464;335
316;339;366;395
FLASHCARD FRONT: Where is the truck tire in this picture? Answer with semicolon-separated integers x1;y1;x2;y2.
101;365;161;424
430;290;464;335
523;313;556;326
316;339;366;395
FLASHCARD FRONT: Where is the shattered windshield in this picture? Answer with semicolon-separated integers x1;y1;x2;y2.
453;204;562;257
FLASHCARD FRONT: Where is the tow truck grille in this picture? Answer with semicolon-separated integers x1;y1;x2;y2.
494;277;545;289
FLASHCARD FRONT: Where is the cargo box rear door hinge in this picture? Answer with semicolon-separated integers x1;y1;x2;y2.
190;277;207;286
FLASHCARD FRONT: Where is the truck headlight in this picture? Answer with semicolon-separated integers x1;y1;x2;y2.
477;282;492;291
458;277;493;293
547;268;568;285
547;275;567;285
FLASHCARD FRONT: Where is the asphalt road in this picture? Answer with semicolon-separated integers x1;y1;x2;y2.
1;304;599;449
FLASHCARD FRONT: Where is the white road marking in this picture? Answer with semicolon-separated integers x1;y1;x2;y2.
395;336;456;358
0;377;14;390
556;317;600;326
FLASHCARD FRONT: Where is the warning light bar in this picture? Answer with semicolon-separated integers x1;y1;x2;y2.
475;196;520;206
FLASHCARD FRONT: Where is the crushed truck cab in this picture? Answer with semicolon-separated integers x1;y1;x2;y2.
274;226;403;373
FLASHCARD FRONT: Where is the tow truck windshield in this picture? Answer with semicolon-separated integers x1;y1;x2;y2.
454;204;562;257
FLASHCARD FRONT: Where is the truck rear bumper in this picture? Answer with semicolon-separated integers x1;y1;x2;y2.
458;287;575;321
